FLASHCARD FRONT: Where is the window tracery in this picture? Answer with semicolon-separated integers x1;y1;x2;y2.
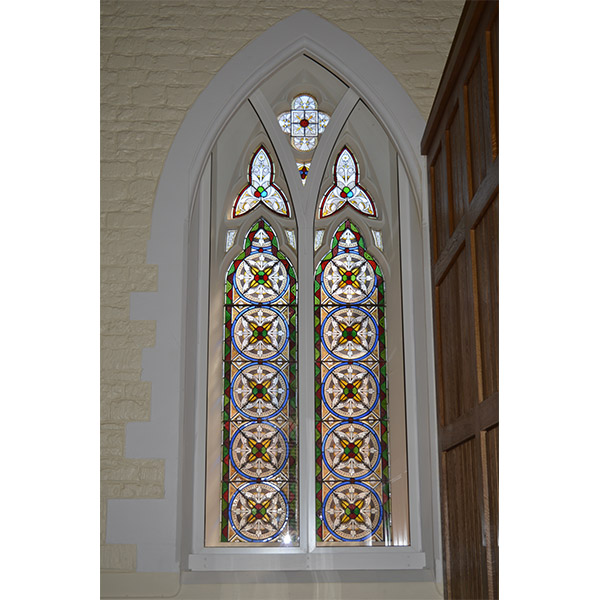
232;146;290;218
278;94;330;153
319;147;376;218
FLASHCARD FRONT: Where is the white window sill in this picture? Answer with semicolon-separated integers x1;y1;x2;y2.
187;548;427;571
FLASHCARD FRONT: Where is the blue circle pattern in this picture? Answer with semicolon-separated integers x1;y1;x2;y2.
229;482;289;543
321;421;382;481
322;482;383;543
229;422;289;481
321;253;377;305
231;306;289;361
321;363;380;420
232;252;290;305
230;362;289;419
320;305;379;361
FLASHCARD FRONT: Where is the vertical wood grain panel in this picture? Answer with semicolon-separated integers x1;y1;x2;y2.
464;52;489;199
442;438;486;600
447;104;469;230
486;10;499;158
471;193;499;400
436;246;479;425
482;425;499;600
430;143;449;261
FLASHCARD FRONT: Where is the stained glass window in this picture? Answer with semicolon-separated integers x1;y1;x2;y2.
278;94;330;153
221;219;298;544
314;221;391;545
319;147;376;219
233;146;290;218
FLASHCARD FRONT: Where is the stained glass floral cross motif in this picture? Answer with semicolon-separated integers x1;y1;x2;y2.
319;147;377;219
278;94;330;153
233;146;290;218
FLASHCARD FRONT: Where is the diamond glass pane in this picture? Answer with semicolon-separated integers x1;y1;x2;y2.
315;220;391;545
222;219;298;544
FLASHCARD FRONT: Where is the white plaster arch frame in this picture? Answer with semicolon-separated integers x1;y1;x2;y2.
108;9;441;580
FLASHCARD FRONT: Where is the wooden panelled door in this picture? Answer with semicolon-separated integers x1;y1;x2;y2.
421;2;498;599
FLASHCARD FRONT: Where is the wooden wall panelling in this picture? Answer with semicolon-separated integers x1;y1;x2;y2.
464;49;491;199
435;244;479;426
421;3;499;599
447;102;469;229
481;425;499;600
486;8;499;158
442;437;486;600
430;142;450;261
471;193;499;401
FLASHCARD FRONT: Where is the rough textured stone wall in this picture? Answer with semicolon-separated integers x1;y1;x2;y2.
100;0;464;572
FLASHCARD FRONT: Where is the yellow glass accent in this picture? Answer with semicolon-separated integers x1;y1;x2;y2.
339;438;364;463
340;498;365;524
247;437;272;464
338;322;361;346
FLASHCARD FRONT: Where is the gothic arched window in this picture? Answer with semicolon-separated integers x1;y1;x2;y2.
205;56;410;549
128;14;438;575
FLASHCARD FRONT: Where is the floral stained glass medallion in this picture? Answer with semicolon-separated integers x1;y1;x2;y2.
319;147;377;219
314;221;391;545
233;146;290;218
278;94;330;154
221;220;298;544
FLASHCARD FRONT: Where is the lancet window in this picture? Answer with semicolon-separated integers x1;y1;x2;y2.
220;220;298;543
314;221;391;545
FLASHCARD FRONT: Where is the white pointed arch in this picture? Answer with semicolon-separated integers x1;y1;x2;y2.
115;9;440;581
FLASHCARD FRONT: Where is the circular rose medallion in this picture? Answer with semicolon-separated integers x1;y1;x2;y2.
229;482;289;542
322;422;381;480
233;252;289;304
321;306;378;360
230;422;289;480
322;363;379;419
232;306;288;361
231;363;289;419
322;253;375;304
323;482;383;542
